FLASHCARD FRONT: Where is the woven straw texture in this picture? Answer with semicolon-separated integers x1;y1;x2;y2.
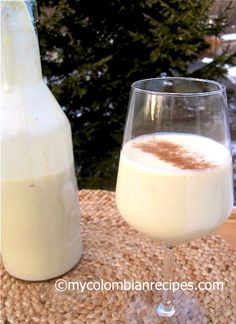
1;189;236;323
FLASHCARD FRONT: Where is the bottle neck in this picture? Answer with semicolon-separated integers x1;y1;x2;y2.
1;1;42;90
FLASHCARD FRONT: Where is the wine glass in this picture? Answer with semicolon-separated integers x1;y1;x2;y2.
116;77;234;321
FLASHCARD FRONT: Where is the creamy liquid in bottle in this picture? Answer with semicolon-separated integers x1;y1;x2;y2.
1;0;82;280
116;133;233;245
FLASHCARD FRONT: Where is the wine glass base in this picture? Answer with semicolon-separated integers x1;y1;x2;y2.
125;290;205;323
156;302;175;317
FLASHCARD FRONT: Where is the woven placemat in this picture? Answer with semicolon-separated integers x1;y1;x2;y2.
1;190;236;323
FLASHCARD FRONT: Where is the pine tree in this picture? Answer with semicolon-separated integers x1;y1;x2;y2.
38;0;236;189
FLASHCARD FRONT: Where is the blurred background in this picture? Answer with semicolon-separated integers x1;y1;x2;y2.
37;0;236;193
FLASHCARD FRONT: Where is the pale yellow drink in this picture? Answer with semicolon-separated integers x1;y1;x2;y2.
1;1;82;280
1;166;82;281
116;133;233;245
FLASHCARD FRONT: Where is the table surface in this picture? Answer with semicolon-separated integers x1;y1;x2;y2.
216;207;236;249
1;190;236;323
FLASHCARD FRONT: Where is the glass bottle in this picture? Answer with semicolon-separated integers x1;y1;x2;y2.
1;0;82;280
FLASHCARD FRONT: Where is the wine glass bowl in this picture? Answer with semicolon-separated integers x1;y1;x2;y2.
115;77;234;319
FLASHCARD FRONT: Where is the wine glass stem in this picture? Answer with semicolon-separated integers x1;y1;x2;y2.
156;246;176;317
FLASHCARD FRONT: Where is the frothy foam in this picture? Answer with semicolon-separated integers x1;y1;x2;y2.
123;133;230;171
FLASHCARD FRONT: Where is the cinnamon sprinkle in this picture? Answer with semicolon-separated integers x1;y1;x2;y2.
134;139;215;170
